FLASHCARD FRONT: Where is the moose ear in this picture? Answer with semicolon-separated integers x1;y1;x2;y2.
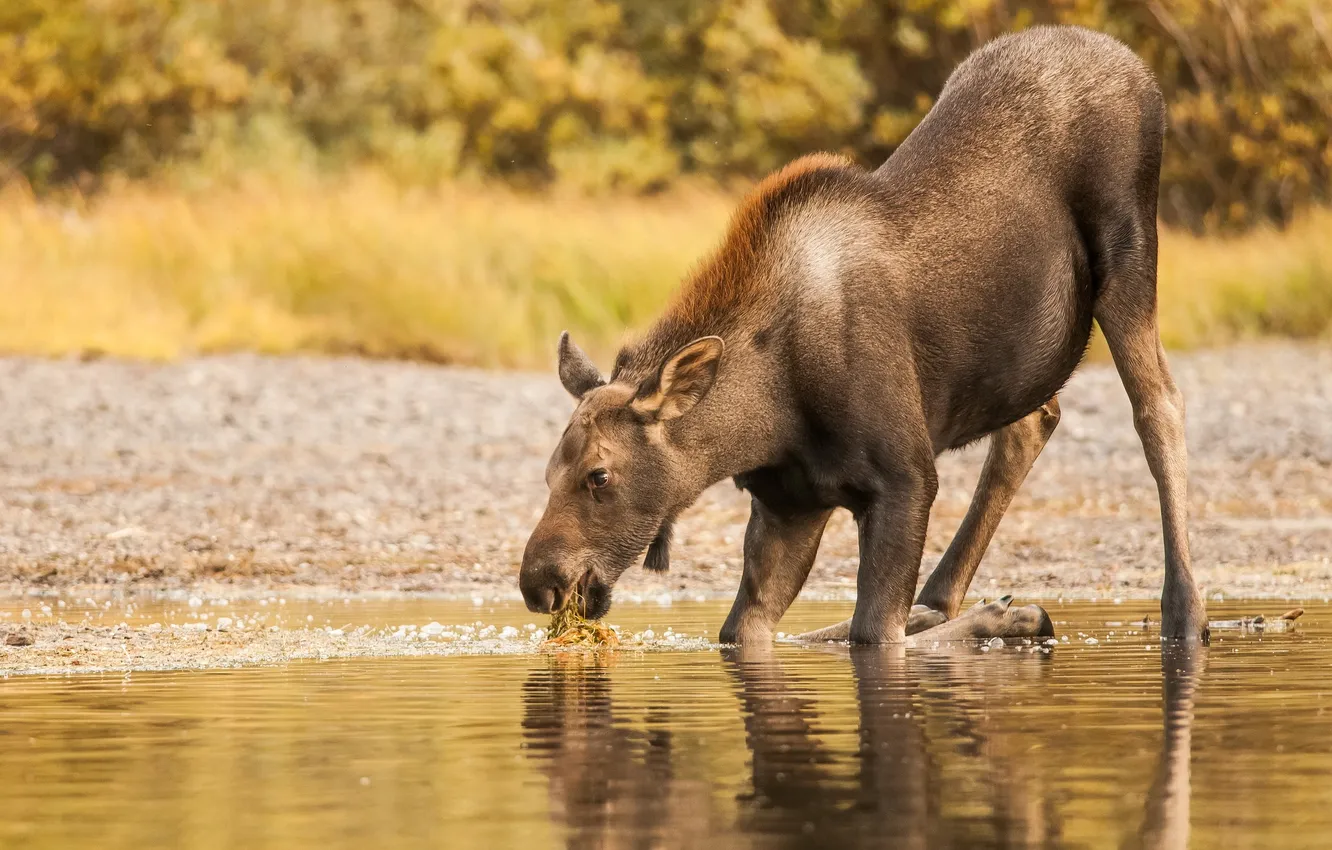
557;331;604;399
633;336;724;421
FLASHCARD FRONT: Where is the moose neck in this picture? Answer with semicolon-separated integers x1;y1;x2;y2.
662;338;785;496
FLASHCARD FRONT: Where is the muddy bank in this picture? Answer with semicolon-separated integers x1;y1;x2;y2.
1;345;1331;603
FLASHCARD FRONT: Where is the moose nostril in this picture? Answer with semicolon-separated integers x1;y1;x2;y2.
521;584;553;614
549;585;567;614
519;562;570;614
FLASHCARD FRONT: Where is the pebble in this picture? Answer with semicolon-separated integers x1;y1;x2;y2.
6;349;1328;603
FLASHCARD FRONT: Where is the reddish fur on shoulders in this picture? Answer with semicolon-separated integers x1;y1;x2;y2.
666;153;853;327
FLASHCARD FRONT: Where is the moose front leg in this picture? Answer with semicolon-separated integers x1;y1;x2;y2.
719;500;833;645
848;460;939;644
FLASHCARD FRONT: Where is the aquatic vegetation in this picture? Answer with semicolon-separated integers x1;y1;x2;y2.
544;591;620;649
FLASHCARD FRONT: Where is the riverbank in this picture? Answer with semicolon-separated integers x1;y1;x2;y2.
1;345;1330;607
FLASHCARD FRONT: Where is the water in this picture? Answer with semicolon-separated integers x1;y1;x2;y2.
3;600;1331;849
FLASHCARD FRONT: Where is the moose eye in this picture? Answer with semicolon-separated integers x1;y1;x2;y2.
587;469;610;489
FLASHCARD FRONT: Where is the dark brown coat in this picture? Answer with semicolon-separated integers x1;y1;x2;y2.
520;25;1208;644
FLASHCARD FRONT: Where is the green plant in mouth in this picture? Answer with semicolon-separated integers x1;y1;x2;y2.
544;589;619;649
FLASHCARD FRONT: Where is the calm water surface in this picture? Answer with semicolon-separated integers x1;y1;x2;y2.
3;599;1331;849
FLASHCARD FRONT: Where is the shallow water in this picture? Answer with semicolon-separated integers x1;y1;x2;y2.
4;600;1331;849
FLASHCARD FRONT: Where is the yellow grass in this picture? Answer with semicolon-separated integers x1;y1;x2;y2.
1;173;1328;367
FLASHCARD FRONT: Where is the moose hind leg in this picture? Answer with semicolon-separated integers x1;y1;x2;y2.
795;605;944;643
1093;219;1207;641
719;501;833;645
914;398;1061;620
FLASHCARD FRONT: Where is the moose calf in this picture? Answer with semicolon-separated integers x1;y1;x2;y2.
520;25;1208;645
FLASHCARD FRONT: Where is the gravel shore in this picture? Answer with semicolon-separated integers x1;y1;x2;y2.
2;345;1331;604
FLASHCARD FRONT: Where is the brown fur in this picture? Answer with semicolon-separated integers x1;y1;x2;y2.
520;25;1208;645
665;152;855;327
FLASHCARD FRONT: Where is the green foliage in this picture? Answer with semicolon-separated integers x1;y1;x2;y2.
1057;0;1332;230
2;0;1330;228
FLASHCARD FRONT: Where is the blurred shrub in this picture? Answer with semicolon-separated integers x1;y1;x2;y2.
2;0;1330;229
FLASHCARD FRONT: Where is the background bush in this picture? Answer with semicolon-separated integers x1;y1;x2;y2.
2;0;1331;230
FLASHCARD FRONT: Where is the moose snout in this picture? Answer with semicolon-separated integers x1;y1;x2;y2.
520;564;571;614
520;527;580;614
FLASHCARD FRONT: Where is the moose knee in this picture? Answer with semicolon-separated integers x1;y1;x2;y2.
1133;384;1186;441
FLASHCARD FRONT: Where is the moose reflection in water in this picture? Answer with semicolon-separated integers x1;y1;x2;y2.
521;645;1206;850
1130;645;1206;850
520;654;719;848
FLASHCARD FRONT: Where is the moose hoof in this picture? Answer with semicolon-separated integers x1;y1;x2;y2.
719;618;776;645
1161;591;1210;643
906;604;948;634
911;596;1054;643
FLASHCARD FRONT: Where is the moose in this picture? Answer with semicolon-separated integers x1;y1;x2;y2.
519;25;1209;645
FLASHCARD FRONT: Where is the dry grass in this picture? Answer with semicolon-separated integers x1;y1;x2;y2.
0;173;1328;368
